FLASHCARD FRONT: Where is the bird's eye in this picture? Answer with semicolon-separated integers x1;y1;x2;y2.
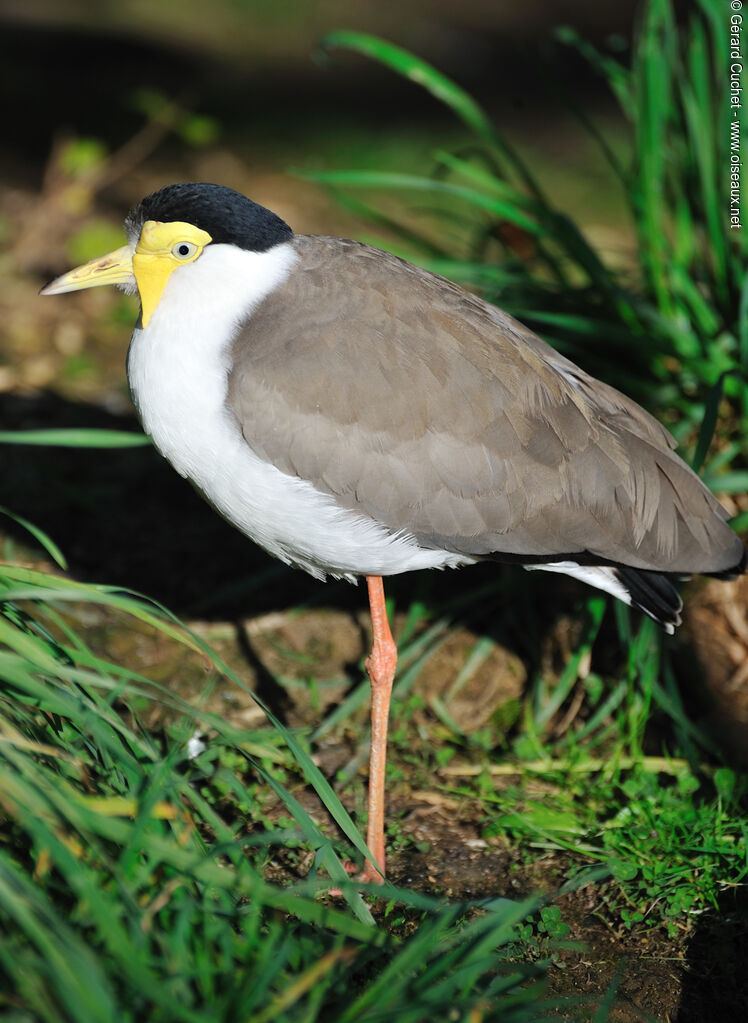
172;241;198;260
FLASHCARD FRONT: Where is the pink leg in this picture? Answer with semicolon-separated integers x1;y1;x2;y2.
359;575;397;883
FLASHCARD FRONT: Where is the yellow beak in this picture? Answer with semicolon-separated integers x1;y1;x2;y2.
40;245;135;296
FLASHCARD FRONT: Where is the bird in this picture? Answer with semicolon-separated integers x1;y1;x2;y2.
41;181;745;883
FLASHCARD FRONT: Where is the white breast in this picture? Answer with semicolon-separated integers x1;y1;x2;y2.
126;241;473;582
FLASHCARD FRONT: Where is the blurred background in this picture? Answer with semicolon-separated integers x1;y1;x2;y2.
3;0;641;309
3;0;639;211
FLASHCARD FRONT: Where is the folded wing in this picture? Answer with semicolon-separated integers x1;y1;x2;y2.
226;236;742;576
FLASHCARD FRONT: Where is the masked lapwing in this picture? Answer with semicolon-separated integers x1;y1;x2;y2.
41;182;746;882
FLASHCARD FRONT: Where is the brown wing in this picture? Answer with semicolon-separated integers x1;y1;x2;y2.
226;235;740;574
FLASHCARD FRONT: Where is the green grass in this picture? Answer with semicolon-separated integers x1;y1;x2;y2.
380;597;748;940
0;561;567;1022
478;761;748;937
2;0;747;1018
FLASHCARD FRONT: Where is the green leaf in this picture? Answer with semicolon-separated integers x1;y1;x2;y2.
702;470;748;494
691;370;737;473
319;31;495;143
608;857;639;882
58;137;108;178
0;429;150;448
714;768;736;801
318;30;550;201
0;505;67;569
297;168;544;234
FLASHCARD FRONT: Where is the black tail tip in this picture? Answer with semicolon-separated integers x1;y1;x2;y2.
614;566;683;634
615;544;746;634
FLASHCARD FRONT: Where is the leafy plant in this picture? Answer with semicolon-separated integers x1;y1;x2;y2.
476;759;748;939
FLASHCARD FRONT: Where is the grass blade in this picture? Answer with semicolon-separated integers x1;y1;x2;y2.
0;429;150;448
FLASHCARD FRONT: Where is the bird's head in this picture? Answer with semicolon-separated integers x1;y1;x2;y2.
40;182;293;326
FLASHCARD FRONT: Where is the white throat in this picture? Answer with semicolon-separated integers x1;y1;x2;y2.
128;241;297;427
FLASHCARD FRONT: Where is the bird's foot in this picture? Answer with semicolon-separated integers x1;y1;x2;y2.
328;858;385;896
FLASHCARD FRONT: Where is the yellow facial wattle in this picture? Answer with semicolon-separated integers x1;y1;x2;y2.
132;221;212;326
